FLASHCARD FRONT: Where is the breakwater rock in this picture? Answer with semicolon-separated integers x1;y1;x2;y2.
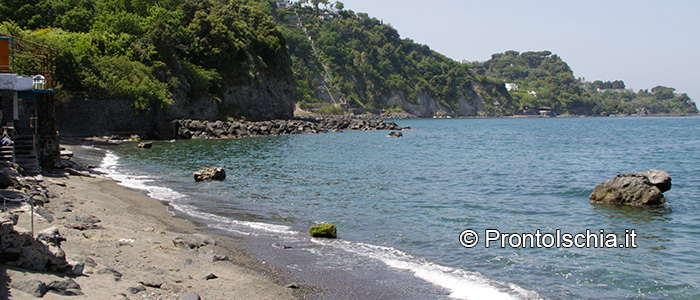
589;169;671;206
174;117;409;140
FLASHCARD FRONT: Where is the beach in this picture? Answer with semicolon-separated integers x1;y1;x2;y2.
1;141;309;299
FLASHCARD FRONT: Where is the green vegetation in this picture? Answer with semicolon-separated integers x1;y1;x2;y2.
471;50;698;115
315;104;344;115
274;2;517;114
2;0;693;117
0;0;290;111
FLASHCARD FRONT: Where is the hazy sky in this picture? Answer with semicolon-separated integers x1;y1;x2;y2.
336;0;700;108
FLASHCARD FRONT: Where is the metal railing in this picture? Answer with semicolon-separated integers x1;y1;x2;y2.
0;33;56;90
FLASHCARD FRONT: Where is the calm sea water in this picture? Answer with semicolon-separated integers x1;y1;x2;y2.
91;117;700;299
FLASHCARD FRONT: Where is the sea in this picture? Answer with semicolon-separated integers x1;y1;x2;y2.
79;116;700;299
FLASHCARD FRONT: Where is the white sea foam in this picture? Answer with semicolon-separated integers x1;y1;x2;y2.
170;202;296;235
311;239;540;300
95;149;186;202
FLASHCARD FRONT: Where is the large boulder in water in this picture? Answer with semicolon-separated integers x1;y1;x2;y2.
589;169;671;206
193;167;226;182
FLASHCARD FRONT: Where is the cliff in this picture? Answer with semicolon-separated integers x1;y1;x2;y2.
278;4;519;117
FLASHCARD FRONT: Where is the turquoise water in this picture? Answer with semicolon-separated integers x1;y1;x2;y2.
95;117;700;299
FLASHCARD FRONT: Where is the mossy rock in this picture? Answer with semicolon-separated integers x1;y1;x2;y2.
309;224;337;238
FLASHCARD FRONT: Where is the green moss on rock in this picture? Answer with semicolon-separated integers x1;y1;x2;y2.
309;224;337;238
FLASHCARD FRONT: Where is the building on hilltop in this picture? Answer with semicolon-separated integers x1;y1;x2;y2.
0;34;60;173
505;83;519;92
596;88;630;93
276;0;292;9
319;12;335;22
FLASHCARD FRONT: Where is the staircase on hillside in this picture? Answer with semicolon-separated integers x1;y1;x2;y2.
13;135;40;174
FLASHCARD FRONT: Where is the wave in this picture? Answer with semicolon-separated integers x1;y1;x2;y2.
93;147;296;236
310;239;541;300
93;147;539;300
94;149;187;202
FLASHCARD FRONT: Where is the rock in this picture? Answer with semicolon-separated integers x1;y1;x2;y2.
127;285;146;294
203;272;218;280
172;234;216;249
637;169;672;192
137;142;153;149
183;258;193;265
34;206;53;222
286;283;300;289
139;279;163;288
97;267;123;281
589;169;672;206
74;256;97;268
48;278;83;295
193;167;226;182
37;226;66;246
199;250;228;262
160;282;182;293
388;131;403;138
309;224;337;238
179;292;201;300
63;215;102;230
66;261;85;276
0;167;21;188
11;279;48;297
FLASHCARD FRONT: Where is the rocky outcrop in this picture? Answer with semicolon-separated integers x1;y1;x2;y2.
174;117;409;140
0;216;78;274
589;169;671;206
384;80;514;117
193;167;226;182
388;131;403;138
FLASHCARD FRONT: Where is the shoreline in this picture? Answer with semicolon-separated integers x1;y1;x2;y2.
61;139;460;299
2;140;312;299
63;138;455;300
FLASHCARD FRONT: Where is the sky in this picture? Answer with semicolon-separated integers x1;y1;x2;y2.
334;0;700;109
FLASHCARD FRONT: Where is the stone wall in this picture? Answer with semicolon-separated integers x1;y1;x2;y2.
55;98;162;137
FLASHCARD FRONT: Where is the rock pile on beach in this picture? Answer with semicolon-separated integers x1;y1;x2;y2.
0;216;81;275
174;117;409;140
589;169;671;206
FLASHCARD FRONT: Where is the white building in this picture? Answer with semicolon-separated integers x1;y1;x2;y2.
505;83;519;92
276;1;291;8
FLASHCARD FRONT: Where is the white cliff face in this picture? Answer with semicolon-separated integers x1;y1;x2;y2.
383;80;512;117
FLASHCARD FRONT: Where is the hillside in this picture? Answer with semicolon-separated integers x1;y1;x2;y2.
270;1;519;117
470;50;698;116
0;0;295;121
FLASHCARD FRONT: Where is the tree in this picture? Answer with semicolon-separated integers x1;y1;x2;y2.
334;1;344;11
